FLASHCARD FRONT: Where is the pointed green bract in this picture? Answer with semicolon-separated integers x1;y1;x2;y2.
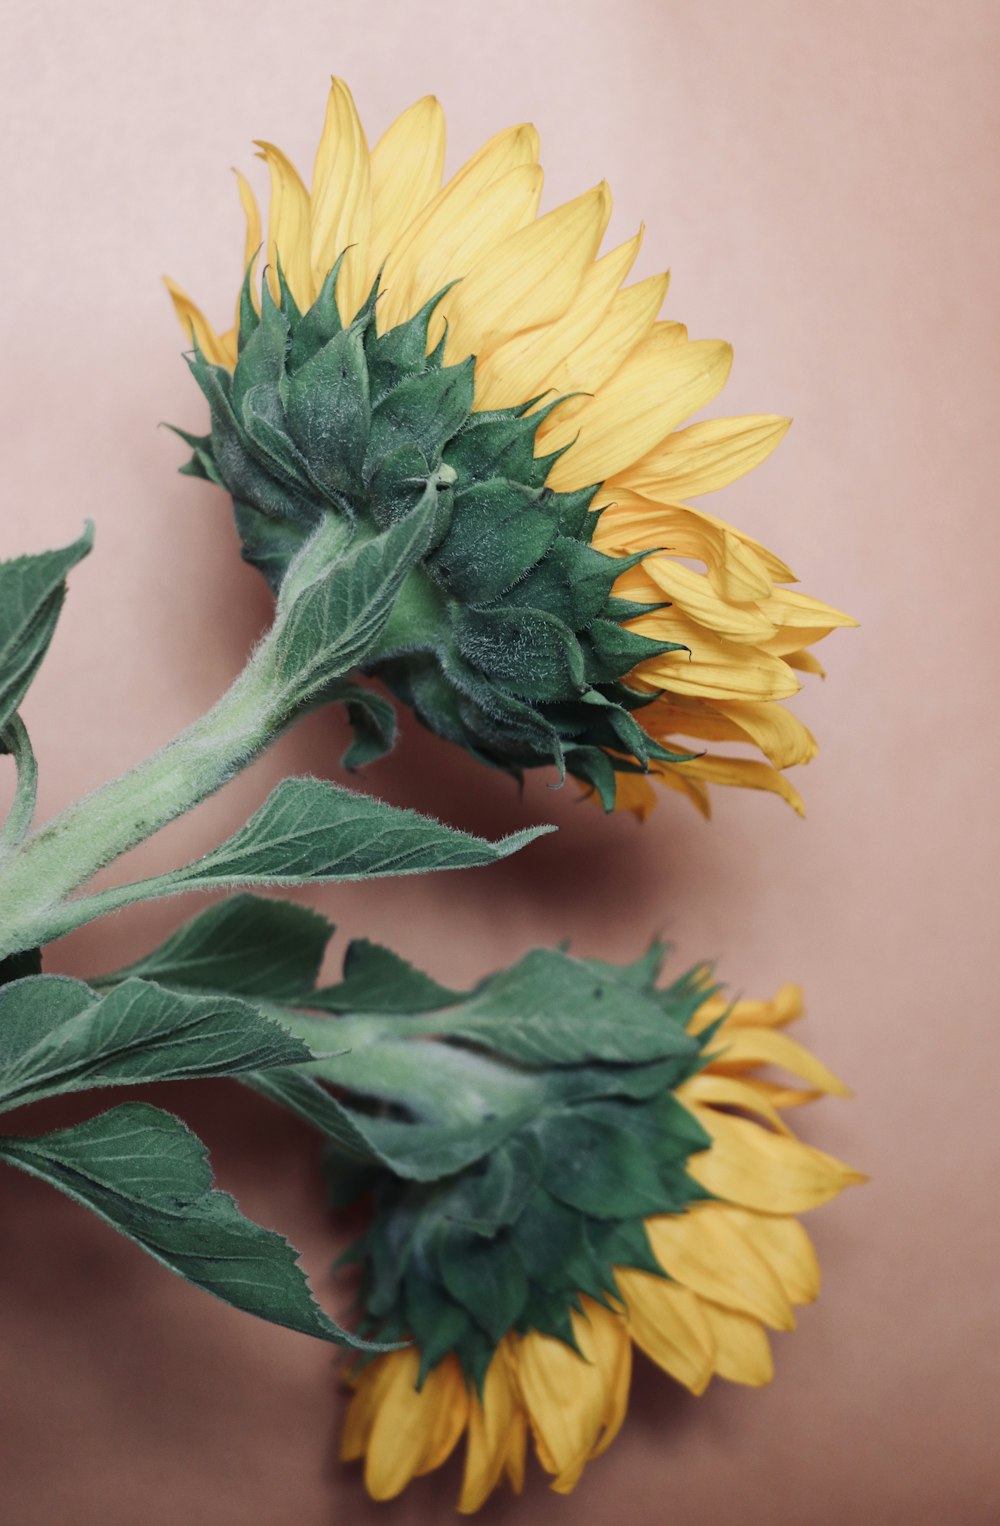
179;268;676;805
0;526;92;735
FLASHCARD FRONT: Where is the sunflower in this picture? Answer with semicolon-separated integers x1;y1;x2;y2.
337;979;861;1509
169;79;854;815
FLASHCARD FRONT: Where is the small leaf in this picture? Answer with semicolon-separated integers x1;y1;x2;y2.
0;526;92;732
92;895;332;1002
0;975;316;1113
0;1104;370;1347
437;949;698;1066
312;938;464;1013
0;714;38;853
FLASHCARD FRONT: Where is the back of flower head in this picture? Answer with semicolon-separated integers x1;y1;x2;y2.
169;77;855;824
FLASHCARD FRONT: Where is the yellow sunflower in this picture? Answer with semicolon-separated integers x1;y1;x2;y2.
338;980;861;1509
169;79;854;816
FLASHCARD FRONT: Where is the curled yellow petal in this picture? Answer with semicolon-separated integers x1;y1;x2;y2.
677;1073;795;1134
163;278;231;368
232;169;262;323
691;983;804;1035
656;755;805;815
633;616;801;703
641;556;779;643
645;1204;795;1330
713;699;817;768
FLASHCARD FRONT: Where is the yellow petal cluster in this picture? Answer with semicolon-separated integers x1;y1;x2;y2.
340;983;863;1510
169;78;855;816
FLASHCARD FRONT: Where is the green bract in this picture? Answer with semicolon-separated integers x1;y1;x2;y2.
179;263;693;803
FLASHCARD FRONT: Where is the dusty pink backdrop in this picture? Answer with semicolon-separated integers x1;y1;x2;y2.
1;2;997;1522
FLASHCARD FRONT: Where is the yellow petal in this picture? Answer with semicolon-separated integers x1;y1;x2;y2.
656;755;805;815
233;169;263;323
254;140;313;309
616;1271;715;1394
622;414;791;500
691;983;804;1035
363;1348;468;1501
533;273;671;430
685;1105;866;1213
459;1345;521;1514
701;1301;774;1386
367;95;446;286
760;585;857;632
593;495;776;604
676;1073;795;1134
716;1207;821;1304
163;278;231;368
473;228;643;407
340;1358;394;1462
545;331;733;491
714;699;817;768
441;182;612;364
641;556;778;643
517;1298;629;1489
610;771;658;821
786;648;826;677
378;122;540;330
645;1204;795;1330
414;164;545;345
704;1026;851;1096
308;77;372;320
647;496;797;584
653;763;712;817
504;1401;528;1494
632;615;801;703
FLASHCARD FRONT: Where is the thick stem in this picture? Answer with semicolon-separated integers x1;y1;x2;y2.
0;640;283;961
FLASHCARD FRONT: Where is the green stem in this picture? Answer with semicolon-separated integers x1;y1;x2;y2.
0;641;283;961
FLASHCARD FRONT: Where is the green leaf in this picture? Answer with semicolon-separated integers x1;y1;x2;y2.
141;779;553;895
270;489;444;716
0;714;38;854
91;895;331;1003
0;1103;370;1347
0;975;316;1113
436;949;698;1066
536;1113;676;1219
332;682;398;771
0;526;92;732
437;1224;528;1343
311;938;464;1013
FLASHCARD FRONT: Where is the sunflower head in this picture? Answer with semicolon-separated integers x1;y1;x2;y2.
171;79;856;815
315;943;862;1509
181;264;690;798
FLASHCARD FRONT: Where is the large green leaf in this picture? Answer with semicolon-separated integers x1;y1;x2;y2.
135;779;553;895
0;526;92;732
0;974;317;1113
0;1104;371;1347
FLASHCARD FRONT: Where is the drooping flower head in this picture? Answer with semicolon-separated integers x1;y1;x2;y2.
170;80;854;815
285;941;861;1510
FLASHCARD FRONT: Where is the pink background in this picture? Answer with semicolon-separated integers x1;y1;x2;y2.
1;2;997;1521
